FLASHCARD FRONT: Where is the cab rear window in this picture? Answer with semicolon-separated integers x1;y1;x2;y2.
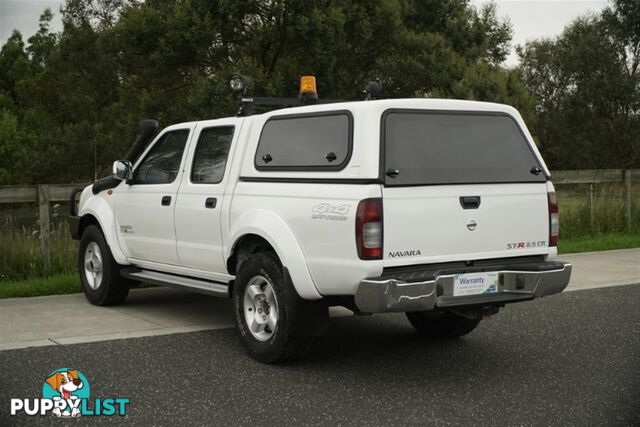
383;111;545;186
255;112;352;171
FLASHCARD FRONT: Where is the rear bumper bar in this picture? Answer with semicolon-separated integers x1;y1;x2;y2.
354;261;572;313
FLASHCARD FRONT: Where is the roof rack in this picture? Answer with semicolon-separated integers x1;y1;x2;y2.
229;74;381;116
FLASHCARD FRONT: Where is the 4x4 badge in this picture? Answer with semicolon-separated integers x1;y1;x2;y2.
466;219;477;231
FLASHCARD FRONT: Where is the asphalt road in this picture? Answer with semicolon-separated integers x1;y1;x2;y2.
1;285;639;426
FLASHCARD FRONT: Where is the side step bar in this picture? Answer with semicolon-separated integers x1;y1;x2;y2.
121;268;229;298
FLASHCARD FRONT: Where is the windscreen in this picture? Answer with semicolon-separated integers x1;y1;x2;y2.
384;112;545;185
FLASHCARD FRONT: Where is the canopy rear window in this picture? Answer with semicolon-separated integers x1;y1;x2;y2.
383;111;545;186
255;112;352;171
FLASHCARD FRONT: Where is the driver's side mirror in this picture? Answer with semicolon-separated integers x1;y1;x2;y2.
113;160;133;181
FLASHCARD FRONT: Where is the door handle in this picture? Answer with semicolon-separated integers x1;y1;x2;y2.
459;196;481;209
205;197;217;209
161;195;172;206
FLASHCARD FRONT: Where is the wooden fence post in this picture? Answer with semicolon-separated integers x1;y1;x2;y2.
37;185;51;273
623;169;632;232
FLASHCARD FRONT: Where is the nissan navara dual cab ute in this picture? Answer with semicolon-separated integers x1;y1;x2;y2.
69;97;571;363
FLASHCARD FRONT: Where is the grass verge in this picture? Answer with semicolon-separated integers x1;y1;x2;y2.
0;273;80;299
558;232;640;254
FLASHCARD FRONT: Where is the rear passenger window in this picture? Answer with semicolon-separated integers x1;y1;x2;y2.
255;112;352;170
191;126;235;184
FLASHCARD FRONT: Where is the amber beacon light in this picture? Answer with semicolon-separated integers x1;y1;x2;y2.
299;75;318;100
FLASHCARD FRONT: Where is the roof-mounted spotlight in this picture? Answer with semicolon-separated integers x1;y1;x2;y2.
363;80;382;100
229;74;248;94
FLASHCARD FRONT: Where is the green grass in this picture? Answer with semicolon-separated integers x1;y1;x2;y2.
0;221;81;299
0;222;77;282
0;272;81;299
557;185;640;238
558;232;640;254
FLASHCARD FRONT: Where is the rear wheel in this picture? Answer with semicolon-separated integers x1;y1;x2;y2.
233;253;314;363
79;225;133;306
406;310;481;339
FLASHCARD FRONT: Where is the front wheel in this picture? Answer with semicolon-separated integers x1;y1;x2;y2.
79;225;133;306
233;253;314;363
406;311;481;339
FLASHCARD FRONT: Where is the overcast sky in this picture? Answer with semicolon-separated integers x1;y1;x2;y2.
471;0;608;65
0;1;64;41
1;0;609;67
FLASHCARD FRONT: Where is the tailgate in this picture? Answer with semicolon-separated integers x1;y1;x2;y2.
382;183;550;267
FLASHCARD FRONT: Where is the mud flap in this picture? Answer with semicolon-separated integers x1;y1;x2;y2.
283;267;329;337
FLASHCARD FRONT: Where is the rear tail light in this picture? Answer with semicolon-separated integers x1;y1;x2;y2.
548;191;559;246
356;198;383;260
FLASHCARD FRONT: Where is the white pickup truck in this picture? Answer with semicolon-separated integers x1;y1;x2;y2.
70;84;571;363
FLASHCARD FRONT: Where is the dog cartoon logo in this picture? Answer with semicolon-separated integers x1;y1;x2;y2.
42;368;90;417
10;368;128;417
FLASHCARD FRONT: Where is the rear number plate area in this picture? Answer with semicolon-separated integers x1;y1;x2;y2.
453;272;498;296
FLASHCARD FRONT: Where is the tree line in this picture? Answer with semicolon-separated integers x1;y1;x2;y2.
0;0;638;185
